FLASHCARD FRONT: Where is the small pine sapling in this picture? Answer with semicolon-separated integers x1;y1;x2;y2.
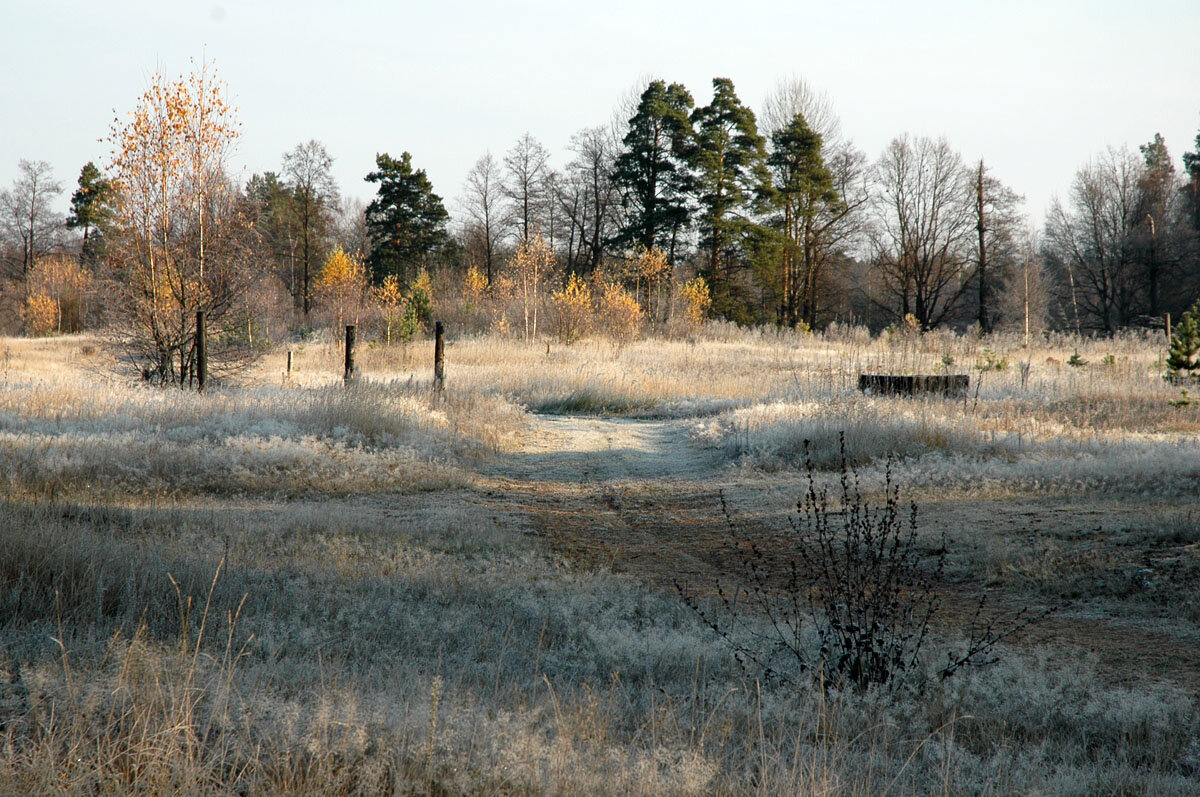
1166;300;1200;383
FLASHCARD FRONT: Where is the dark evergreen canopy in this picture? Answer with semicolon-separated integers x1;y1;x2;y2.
365;152;449;285
66;161;113;264
691;78;770;319
610;80;696;260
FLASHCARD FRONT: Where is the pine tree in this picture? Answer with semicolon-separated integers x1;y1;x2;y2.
246;171;302;305
1137;133;1176;318
365;152;449;286
1183;128;1200;234
767;113;838;327
65;162;113;265
1167;300;1200;382
611;81;695;261
691;78;770;322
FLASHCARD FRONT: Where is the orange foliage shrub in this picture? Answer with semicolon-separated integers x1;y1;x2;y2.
550;273;593;344
597;282;643;344
679;276;712;326
23;294;58;337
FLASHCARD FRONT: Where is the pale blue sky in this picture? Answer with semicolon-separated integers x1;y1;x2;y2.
2;0;1198;227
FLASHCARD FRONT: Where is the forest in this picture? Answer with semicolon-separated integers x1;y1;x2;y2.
3;62;1198;363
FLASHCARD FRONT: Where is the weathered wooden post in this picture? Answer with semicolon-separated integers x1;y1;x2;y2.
344;324;356;386
196;310;207;392
433;320;445;392
286;350;293;376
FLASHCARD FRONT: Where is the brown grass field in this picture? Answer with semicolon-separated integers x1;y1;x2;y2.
1;327;1198;794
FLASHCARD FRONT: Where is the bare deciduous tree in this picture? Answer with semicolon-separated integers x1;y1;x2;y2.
0;159;63;285
557;126;621;276
869;135;974;329
460;152;506;286
759;76;842;148
282;140;338;317
503;133;550;244
1043;147;1142;333
332;196;369;263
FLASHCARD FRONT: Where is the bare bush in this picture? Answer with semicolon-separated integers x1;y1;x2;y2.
679;434;1050;691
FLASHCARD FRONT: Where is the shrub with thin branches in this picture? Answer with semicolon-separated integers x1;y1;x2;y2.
679;433;1050;692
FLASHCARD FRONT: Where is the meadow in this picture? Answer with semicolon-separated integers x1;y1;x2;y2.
1;327;1198;794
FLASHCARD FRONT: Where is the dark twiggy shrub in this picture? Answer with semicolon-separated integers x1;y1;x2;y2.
678;433;1049;692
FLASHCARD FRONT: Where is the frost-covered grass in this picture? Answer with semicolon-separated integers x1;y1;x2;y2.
2;332;1199;793
0;342;525;498
257;324;1190;423
2;499;1197;795
670;326;1200;497
695;395;1200;497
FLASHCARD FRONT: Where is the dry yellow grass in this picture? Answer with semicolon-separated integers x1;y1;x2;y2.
2;330;1199;794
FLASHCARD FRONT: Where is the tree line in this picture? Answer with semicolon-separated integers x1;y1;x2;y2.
3;62;1199;377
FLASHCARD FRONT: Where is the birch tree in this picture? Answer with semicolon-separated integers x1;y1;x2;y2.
108;59;249;384
506;233;554;340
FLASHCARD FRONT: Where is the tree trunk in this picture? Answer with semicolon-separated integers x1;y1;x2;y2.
976;160;990;334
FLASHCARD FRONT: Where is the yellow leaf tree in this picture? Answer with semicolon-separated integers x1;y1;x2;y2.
505;233;555;341
635;245;671;322
597;281;643;344
372;274;409;345
315;247;369;331
107;58;248;385
680;276;712;326
24;254;92;334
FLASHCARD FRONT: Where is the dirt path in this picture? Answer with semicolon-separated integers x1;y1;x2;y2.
482;415;724;484
471;413;1200;692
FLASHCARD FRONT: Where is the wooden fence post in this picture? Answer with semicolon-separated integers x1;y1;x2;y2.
286;350;293;376
433;320;445;392
344;324;356;386
196;310;207;392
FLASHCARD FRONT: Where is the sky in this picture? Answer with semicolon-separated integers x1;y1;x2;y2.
2;0;1198;230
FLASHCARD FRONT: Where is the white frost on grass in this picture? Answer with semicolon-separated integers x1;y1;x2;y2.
697;397;1200;496
0;378;525;497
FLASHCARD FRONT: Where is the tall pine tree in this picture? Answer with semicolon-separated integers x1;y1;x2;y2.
1184;127;1200;234
1136;133;1176;318
246;171;303;303
691;78;770;322
365;152;449;286
767;113;839;327
611;80;696;263
66;161;113;265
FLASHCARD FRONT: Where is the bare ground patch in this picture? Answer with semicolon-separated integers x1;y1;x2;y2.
471;413;1200;694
